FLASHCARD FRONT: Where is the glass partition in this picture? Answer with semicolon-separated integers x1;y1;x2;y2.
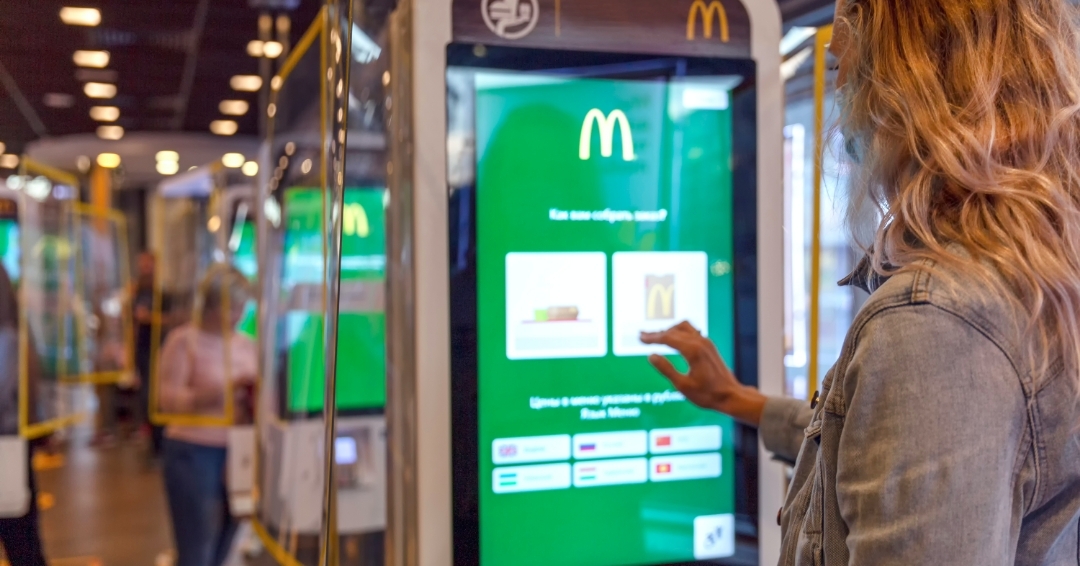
781;25;867;399
253;3;386;562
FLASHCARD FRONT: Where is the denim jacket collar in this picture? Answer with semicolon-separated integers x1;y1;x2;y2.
838;254;891;294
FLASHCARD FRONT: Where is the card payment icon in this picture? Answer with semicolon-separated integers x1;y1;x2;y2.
646;274;675;320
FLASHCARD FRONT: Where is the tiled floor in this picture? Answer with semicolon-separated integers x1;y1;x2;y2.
35;431;174;565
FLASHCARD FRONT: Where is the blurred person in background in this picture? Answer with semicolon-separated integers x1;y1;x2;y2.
158;265;256;566
133;250;164;458
0;264;48;565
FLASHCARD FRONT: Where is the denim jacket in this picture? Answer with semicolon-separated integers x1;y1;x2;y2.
759;257;1080;565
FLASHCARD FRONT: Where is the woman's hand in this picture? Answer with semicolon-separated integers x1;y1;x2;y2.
641;321;767;427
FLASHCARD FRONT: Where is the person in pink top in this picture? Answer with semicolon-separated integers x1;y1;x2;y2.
158;265;257;566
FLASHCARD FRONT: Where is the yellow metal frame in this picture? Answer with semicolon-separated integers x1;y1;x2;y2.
148;261;242;428
21;159;80;193
13;163;89;439
808;25;832;397
261;6;327;433
250;6;346;562
59;202;135;385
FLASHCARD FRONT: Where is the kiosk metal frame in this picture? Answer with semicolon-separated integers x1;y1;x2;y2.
383;0;785;564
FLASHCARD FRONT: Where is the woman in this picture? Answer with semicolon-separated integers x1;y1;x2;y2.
644;0;1080;564
159;265;257;566
0;264;48;565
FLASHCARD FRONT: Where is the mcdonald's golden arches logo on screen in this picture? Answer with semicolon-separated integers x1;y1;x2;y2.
343;202;370;238
687;0;729;42
579;109;636;161
646;275;676;320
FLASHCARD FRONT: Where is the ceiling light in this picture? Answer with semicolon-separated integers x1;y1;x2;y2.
219;100;249;116
77;156;91;172
96;125;124;140
242;161;259;177
73;50;109;68
262;41;283;58
84;82;116;99
156;150;179;162
43;93;75;108
60;7;101;27
89;106;119;121
230;75;262;92
156;160;179;175
246;40;265;57
96;153;120;168
208;215;221;233
301;159;312;174
271;76;282;90
285;142;295;155
210;120;238;136
222;153;245;168
0;155;18;169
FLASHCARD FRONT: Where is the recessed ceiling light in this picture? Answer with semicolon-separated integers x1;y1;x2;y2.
246;40;265;57
76;156;91;172
60;7;101;27
73;50;109;68
156;150;179;163
230;75;262;92
221;153;245;168
242;161;259;177
43;93;75;108
210;120;238;136
271;76;282;90
156;160;179;175
96;125;124;140
262;41;284;58
89;106;119;122
219;100;249;116
84;82;116;99
0;155;19;169
96;153;121;168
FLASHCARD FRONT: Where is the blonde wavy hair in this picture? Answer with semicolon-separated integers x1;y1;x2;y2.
837;0;1080;375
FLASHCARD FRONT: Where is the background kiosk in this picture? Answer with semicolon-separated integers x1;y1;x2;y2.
382;0;783;564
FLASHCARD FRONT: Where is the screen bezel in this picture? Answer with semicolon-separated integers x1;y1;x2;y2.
447;44;761;566
274;186;388;420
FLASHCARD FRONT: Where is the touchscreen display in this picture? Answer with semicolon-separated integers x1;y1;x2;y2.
279;187;387;415
0;218;19;284
230;218;259;338
456;58;752;566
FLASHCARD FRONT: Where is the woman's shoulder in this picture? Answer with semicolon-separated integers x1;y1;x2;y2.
856;256;1024;354
161;323;198;349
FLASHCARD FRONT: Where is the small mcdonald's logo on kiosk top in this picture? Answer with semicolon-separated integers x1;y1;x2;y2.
687;0;730;43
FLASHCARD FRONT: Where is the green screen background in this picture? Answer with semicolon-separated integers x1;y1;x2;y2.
232;219;259;338
474;72;737;566
0;219;18;282
281;188;387;413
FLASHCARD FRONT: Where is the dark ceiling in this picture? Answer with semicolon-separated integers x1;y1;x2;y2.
0;0;834;159
0;0;322;156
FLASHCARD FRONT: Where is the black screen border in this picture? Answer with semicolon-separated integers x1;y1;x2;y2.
447;43;761;566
